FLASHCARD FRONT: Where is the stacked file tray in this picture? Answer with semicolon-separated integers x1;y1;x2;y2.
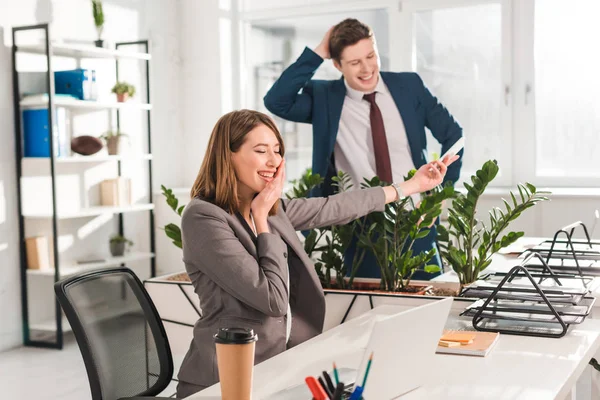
522;221;600;278
460;259;595;338
482;252;595;288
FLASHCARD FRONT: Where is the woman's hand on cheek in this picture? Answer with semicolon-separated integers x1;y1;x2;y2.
251;159;286;220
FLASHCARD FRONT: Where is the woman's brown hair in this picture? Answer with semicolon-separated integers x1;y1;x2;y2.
190;109;285;215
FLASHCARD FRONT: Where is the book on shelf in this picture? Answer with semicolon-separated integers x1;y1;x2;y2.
100;177;132;206
436;330;500;357
25;236;51;270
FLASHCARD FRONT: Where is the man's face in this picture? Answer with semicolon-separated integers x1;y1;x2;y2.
334;37;380;92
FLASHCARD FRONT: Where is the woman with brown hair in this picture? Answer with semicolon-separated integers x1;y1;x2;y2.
176;109;458;397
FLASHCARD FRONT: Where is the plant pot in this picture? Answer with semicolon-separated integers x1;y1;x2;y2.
94;39;104;48
106;136;120;155
327;278;432;296
116;93;129;103
110;241;125;257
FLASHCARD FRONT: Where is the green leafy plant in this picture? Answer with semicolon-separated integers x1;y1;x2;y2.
161;185;185;248
99;130;128;140
285;169;324;200
357;177;455;292
109;234;133;246
111;81;136;97
316;171;368;289
285;169;368;289
436;160;550;286
285;169;327;278
92;0;104;38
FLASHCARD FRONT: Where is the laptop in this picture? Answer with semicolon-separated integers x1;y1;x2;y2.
355;297;453;399
264;298;453;400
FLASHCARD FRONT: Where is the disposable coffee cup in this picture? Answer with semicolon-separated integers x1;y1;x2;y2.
214;327;258;400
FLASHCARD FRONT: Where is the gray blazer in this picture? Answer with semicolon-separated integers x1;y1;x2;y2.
177;187;385;388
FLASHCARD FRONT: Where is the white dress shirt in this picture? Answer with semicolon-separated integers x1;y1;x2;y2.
334;76;416;190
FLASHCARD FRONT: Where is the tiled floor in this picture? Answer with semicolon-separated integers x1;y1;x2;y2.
0;333;178;399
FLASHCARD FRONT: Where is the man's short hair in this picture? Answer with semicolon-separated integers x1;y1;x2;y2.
329;18;374;63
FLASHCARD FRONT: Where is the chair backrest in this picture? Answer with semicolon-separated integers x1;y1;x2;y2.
54;267;173;400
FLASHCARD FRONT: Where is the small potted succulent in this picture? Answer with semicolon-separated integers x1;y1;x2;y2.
109;234;133;257
100;130;128;155
111;81;136;102
92;0;104;48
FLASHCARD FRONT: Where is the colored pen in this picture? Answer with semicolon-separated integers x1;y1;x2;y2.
349;385;364;400
305;376;328;400
322;370;335;392
332;362;340;385
332;382;345;400
318;376;333;399
362;352;374;388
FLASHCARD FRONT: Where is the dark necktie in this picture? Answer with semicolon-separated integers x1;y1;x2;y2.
363;92;393;183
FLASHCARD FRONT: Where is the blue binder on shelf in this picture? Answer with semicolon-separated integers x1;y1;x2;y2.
22;107;69;158
54;69;95;100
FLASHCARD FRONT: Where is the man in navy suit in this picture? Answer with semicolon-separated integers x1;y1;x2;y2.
264;18;463;279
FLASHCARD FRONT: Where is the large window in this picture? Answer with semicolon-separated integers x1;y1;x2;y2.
233;0;598;188
413;3;508;184
533;0;600;179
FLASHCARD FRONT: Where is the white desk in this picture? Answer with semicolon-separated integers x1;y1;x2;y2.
190;302;600;400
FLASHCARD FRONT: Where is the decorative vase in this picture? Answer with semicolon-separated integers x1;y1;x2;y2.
110;241;125;257
116;93;128;103
106;136;120;155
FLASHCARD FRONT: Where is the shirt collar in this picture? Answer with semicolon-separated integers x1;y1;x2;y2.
344;74;388;101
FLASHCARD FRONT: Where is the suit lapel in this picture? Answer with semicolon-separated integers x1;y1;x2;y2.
381;73;422;166
327;78;346;150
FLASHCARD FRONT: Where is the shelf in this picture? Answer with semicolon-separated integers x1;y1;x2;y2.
20;96;152;111
27;252;155;277
17;42;151;60
23;203;155;219
23;154;153;164
30;302;142;332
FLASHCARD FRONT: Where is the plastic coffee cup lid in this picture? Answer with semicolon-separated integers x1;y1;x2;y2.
214;327;258;344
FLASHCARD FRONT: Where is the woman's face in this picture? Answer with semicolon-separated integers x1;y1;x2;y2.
232;124;283;199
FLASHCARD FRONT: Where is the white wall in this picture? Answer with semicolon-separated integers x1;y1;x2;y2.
179;0;223;186
0;26;21;353
0;0;196;352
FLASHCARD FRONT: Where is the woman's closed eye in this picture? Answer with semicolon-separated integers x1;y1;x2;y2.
255;150;281;154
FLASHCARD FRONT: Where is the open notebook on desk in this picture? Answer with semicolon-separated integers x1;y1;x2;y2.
437;330;500;357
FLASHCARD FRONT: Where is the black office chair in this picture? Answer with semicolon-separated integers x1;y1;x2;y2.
54;267;176;399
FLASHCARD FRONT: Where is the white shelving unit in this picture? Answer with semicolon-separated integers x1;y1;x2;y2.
27;252;155;278
23;204;155;219
13;24;156;348
23;154;153;164
17;42;152;60
20;96;152;111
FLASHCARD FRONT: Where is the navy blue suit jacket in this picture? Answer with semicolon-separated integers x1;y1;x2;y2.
264;47;463;196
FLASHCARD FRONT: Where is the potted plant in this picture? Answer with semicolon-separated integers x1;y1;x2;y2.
356;177;456;293
109;234;133;257
92;0;104;48
161;185;185;249
100;130;128;155
286;170;368;290
437;160;550;287
111;81;136;102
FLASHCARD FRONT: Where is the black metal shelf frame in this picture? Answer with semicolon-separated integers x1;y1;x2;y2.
11;24;156;349
522;221;600;279
461;265;595;338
